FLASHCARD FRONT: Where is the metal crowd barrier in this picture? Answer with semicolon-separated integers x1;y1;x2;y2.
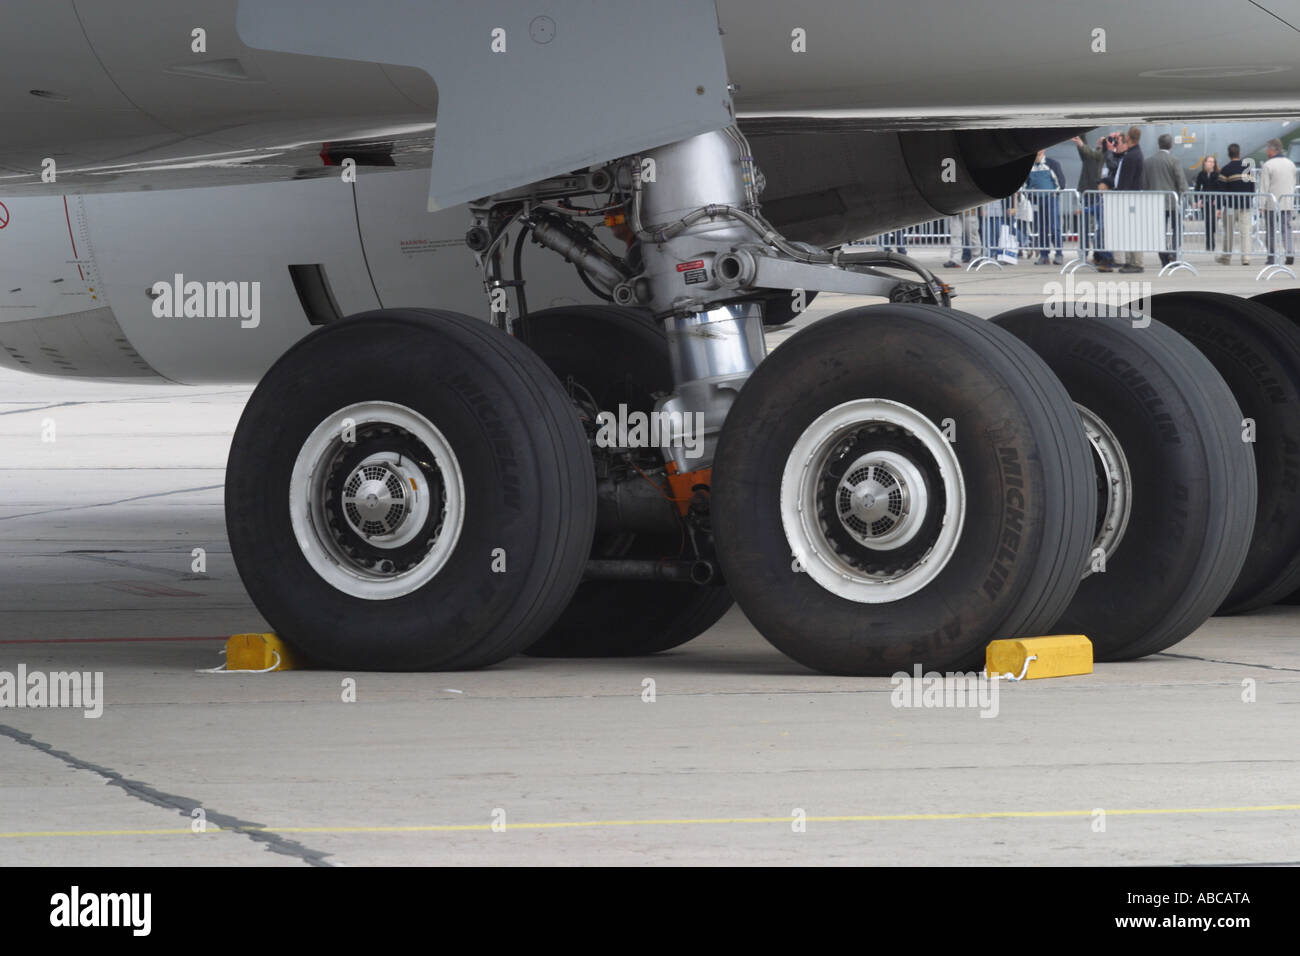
964;190;1082;272
848;186;1297;281
1068;189;1192;276
1180;190;1296;280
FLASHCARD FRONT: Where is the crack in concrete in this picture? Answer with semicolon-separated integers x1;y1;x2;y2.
0;723;336;867
1156;652;1300;673
0;485;224;522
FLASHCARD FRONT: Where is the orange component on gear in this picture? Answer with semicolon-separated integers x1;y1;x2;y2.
665;462;712;516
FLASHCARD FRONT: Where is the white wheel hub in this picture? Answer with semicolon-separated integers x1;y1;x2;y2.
781;398;965;603
289;401;466;600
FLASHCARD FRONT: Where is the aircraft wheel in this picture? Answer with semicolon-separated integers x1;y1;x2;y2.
1250;289;1300;323
993;306;1255;659
1248;289;1300;605
712;305;1096;676
1147;292;1300;612
521;305;734;657
225;308;595;670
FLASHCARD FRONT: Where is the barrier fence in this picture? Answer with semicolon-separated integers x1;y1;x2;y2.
852;187;1299;280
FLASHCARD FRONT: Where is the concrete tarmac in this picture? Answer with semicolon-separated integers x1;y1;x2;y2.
1;253;1297;865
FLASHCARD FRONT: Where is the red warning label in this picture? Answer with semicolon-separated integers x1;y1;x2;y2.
677;258;707;285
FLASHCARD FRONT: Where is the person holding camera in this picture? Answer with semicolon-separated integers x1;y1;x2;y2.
1097;127;1146;273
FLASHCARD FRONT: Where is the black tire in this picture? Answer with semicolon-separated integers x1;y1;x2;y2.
1146;291;1300;612
993;306;1255;659
1249;289;1300;605
521;305;734;657
226;308;595;670
1251;289;1300;323
712;304;1096;676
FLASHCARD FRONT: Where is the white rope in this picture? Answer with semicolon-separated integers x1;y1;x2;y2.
195;647;282;674
981;654;1038;682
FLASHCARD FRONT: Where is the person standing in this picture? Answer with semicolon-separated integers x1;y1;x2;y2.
1011;186;1034;257
1145;133;1188;266
1025;150;1066;264
1216;143;1255;265
980;196;1007;262
1194;155;1222;252
1098;127;1146;273
1259;138;1297;266
943;208;980;268
1073;134;1106;265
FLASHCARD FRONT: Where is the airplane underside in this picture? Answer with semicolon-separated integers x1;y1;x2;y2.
2;1;1299;673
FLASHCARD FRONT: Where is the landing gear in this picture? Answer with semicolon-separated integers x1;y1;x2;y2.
225;309;596;670
1146;292;1300;612
232;122;1259;674
992;306;1255;659
520;305;733;657
712;305;1096;675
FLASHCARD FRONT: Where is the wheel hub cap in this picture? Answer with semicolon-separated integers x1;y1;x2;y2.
344;463;408;536
836;450;928;549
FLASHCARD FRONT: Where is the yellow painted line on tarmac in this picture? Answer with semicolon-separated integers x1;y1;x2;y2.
4;803;1300;839
0;828;217;837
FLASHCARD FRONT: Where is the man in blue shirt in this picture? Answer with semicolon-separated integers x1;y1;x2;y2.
1025;150;1066;264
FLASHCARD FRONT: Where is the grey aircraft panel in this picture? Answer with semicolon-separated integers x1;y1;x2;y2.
235;0;735;209
718;0;1298;123
0;1;1296;199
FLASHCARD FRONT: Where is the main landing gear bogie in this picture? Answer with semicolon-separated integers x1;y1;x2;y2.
223;118;1291;675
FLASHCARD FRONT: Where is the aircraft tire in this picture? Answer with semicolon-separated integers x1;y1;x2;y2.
1251;288;1300;323
711;304;1096;676
1248;289;1300;605
520;305;734;657
993;305;1255;660
1146;292;1300;613
225;308;595;670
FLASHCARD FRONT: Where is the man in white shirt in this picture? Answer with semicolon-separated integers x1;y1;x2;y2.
1260;138;1297;265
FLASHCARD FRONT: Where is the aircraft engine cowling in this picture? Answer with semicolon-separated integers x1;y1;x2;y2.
743;124;1088;247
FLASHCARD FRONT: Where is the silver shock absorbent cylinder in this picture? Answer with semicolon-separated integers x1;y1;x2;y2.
657;301;766;472
636;128;767;471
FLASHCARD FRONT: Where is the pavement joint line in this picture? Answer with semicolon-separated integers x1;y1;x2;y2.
0;635;228;644
0;485;225;523
1156;652;1300;673
0;723;337;866
0;390;245;416
0;467;229;471
5;804;1300;838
